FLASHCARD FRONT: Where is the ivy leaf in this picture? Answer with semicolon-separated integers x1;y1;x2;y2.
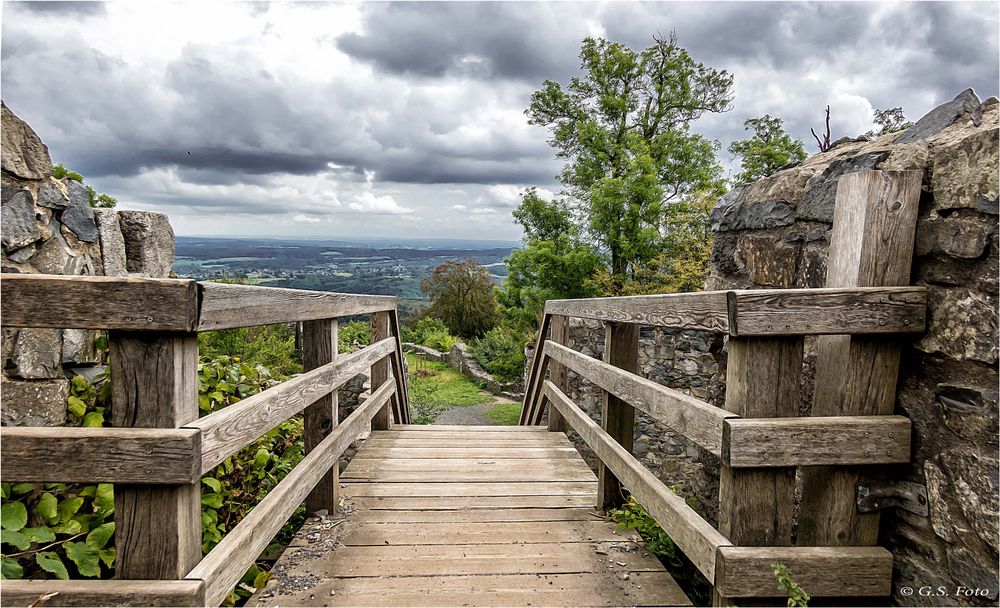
35;551;69;580
57;497;85;522
201;493;223;509
36;493;58;521
0;484;8;500
94;484;114;517
98;548;115;568
23;527;56;544
2;557;23;580
65;541;102;577
71;375;90;392
86;522;115;549
0;530;29;550
52;519;82;535
201;477;222;492
253;570;271;589
82;412;105;427
67;396;87;418
10;483;35;496
1;502;28;531
253;448;270;470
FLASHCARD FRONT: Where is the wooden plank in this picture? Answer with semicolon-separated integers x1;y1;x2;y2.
361;438;573;449
342;481;597;497
547;314;570;431
341;520;639;545
388;308;411;423
346;495;598;510
344;458;594;473
598;321;638;511
1;274;198;331
374;430;567;440
393;424;549;432
715;546;893;598
370;311;393;430
725;416;911;467
0;427;200;484
109;331;201;581
186;378;395;607
255;571;688;607
0;579;205;607
545;340;734;455
343;465;595;483
196;282;395;330
188;337;395;472
348;508;604;523
716;338;801;579
544;380;729;582
520;312;552;425
730;286;926;336
352;447;581;459
798;170;922;548
305;540;660;577
545;290;730;331
301;318;339;514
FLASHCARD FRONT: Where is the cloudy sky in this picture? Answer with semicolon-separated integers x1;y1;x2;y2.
2;1;997;241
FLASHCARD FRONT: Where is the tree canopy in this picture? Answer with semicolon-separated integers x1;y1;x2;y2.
727;114;807;184
421;258;499;338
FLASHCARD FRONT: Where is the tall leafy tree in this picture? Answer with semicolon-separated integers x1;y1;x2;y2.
421;259;499;338
727;114;807;183
525;34;733;283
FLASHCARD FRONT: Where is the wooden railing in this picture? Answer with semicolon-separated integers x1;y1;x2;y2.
0;275;410;607
519;170;924;603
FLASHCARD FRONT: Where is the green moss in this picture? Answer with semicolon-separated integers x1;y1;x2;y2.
484;402;521;425
406;353;493;424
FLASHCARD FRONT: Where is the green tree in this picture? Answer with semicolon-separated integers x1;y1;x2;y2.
727;114;807;184
867;106;911;137
525;33;732;284
421;259;499;338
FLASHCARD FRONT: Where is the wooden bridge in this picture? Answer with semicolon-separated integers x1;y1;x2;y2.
0;170;925;607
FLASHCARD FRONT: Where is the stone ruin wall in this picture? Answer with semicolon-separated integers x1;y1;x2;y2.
557;90;999;605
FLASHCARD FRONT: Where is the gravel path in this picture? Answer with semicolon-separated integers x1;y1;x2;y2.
432;396;519;426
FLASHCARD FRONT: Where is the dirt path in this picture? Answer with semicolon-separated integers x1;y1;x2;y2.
432;396;519;426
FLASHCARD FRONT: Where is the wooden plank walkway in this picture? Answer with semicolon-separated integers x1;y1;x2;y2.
251;425;691;607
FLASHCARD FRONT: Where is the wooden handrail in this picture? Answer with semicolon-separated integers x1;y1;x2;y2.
544;285;925;336
0;580;206;607
187;378;396;607
188;337;396;473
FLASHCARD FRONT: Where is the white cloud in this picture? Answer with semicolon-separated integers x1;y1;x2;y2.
348;191;414;215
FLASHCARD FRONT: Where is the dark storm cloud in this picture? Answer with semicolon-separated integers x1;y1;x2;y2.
8;1;105;16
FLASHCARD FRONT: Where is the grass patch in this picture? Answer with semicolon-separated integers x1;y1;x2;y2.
406;353;493;424
484;401;521;425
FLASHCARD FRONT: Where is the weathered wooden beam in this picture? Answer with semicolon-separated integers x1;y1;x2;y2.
0;579;205;607
543;340;734;455
728;286;925;336
714;546;893;598
188;337;395;473
388;308;411;424
798;170;922;548
370;312;393;430
545;291;730;332
302;318;339;514
520;312;552;425
197;282;396;331
724;416;911;468
544;380;730;582
598;321;638;511
546;314;569;432
0;427;201;484
1;274;199;331
109;331;201;581
187;379;395;608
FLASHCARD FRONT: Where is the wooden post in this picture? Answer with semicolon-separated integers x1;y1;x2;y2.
301;319;339;514
546;314;569;432
597;321;638;511
714;336;803;606
370;311;392;430
798;170;922;546
110;332;201;580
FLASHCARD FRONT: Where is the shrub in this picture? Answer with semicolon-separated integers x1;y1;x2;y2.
469;327;526;383
199;324;301;376
338;320;371;353
402;317;460;352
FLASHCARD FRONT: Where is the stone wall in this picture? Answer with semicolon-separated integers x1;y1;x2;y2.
1;101;177;426
404;341;524;400
709;89;998;606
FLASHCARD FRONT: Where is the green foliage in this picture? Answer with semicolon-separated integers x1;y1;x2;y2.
773;563;811;607
469;327;526;383
421;259;499;338
483;402;521;425
405;353;492;424
511;188;575;242
867;106;912;137
526;34;731;283
608;495;710;605
88;188;117;209
338;320;372;353
727;114;807;184
51;163;83;182
198;324;302;377
401;317;461;352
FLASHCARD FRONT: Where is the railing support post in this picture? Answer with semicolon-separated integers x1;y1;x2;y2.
546;314;569;432
109;331;201;580
597;321;638;511
370;311;392;430
714;336;802;606
302;318;339;514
